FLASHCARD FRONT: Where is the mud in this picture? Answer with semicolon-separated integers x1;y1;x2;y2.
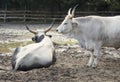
0;24;120;82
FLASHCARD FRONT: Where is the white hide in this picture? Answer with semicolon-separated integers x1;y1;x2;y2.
57;10;120;67
13;36;55;71
72;16;120;48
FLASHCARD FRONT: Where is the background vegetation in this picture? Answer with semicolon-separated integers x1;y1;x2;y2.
0;0;120;12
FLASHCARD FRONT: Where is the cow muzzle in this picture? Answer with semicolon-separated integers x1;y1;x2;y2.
56;28;61;33
32;37;35;42
56;29;58;32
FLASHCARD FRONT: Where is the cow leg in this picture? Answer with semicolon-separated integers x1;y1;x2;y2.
87;50;94;67
85;40;94;67
92;42;102;68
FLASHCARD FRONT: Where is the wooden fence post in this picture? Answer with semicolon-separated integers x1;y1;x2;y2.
4;11;6;23
23;11;26;22
44;12;46;23
4;2;7;23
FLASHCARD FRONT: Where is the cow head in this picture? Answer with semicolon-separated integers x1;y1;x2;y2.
56;5;78;34
26;22;54;43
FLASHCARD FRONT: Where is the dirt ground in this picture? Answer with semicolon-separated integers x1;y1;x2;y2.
0;24;120;82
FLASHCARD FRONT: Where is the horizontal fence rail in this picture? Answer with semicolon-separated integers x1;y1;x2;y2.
0;10;120;23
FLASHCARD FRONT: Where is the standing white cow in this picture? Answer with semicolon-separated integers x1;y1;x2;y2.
56;5;120;68
12;22;56;71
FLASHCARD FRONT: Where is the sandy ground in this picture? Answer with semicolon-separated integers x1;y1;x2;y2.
0;24;120;82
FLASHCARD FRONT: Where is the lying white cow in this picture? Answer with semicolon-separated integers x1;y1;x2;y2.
12;22;56;71
56;5;120;68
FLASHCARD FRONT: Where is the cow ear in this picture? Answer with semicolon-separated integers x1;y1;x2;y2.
72;22;78;28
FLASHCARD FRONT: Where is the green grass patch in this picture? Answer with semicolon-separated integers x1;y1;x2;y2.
0;41;33;53
53;38;78;45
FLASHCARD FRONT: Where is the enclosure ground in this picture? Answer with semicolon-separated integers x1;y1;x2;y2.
0;24;120;82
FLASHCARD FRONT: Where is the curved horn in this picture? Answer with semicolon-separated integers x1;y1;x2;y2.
71;4;79;17
44;20;55;33
68;8;72;15
26;26;37;34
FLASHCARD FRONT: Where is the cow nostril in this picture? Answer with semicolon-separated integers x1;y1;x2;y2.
56;29;58;32
32;37;35;41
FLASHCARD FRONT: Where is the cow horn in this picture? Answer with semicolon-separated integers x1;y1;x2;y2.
26;26;37;34
44;20;55;33
68;8;72;15
71;4;79;17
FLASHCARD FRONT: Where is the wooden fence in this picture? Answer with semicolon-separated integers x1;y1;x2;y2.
0;10;120;23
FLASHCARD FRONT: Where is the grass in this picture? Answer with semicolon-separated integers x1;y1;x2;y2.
0;38;78;53
52;38;78;45
0;31;34;53
0;41;33;53
0;32;78;53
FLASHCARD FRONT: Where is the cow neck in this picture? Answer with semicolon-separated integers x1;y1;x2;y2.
66;25;77;38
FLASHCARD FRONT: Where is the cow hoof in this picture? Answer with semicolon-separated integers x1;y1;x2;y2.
92;66;97;69
92;64;97;68
86;64;91;67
